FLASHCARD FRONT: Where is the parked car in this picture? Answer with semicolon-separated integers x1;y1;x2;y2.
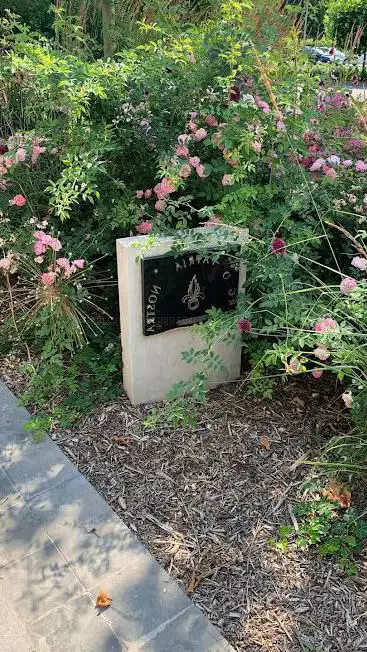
302;46;348;64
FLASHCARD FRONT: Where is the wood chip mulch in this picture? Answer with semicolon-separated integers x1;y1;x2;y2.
2;358;367;651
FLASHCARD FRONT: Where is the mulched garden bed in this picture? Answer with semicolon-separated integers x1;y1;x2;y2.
2;359;367;651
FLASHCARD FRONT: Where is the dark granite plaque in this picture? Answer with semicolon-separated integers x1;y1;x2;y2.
142;251;239;336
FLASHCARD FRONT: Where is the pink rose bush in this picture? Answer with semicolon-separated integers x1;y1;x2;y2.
9;194;27;207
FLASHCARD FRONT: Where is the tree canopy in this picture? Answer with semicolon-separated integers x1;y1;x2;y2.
325;0;367;54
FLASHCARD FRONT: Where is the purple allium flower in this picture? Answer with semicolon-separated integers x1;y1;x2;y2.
238;319;252;333
271;238;287;255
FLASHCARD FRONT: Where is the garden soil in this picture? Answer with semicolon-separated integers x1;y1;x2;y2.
2;359;367;652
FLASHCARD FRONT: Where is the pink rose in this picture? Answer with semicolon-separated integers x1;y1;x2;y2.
314;346;330;361
34;256;44;264
144;188;152;199
355;160;367;172
175;145;189;157
314;318;337;333
189;156;200;168
178;134;190;144
40;272;56;286
309;158;325;172
136;221;153;235
196;164;206;177
15;148;26;162
193;128;207;142
31;144;46;166
251;140;262;154
188;121;197;133
49;237;62;252
57;258;70;269
205;115;218;127
340;277;357;295
154;177;175;199
288;359;302;374
155;199;167;212
312;370;323;379
0;256;11;270
351;256;367;271
256;99;270;113
34;241;46;256
179;163;192;179
222;174;234;186
72;259;85;269
136;190;144;199
323;166;337;180
9;194;26;207
342;159;353;168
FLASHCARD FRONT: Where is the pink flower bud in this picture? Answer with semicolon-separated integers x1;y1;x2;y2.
136;221;153;234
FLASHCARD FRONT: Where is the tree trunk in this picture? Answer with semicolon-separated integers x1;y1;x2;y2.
363;51;367;73
100;0;115;58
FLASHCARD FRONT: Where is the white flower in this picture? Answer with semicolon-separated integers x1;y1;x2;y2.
351;256;367;271
327;155;341;166
342;391;353;409
240;94;256;105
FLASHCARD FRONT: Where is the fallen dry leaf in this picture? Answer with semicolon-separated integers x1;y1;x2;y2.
322;480;351;509
111;436;130;445
96;588;113;609
187;570;203;595
259;435;271;451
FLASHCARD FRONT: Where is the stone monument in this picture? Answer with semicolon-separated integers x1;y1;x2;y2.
116;229;244;405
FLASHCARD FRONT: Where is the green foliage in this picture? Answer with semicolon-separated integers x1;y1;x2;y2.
325;0;367;55
271;489;367;575
19;330;121;435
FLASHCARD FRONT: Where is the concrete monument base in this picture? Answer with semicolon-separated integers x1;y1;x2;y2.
116;230;243;405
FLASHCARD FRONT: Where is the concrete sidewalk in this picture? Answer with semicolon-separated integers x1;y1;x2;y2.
0;381;234;652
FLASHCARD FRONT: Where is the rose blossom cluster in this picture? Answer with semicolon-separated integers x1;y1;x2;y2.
314;318;338;333
0;135;48;175
0;252;19;274
40;258;85;287
33;231;62;258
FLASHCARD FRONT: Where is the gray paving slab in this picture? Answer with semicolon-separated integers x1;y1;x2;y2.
96;557;193;645
0;464;21;506
29;474;152;587
0;381;50;464
31;593;125;652
0;496;49;568
0;380;235;651
0;541;84;623
0;601;40;652
138;605;234;651
3;438;79;499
